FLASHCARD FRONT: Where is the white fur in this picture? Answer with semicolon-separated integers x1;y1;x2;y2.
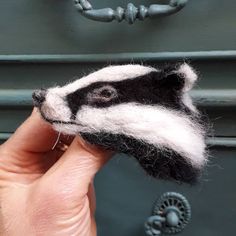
53;103;206;168
177;63;198;92
182;93;198;113
50;65;157;97
41;91;72;122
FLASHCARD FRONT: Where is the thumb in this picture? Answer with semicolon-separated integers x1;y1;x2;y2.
42;136;113;198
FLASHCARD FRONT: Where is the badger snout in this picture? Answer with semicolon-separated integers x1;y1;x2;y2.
32;89;47;107
33;87;74;127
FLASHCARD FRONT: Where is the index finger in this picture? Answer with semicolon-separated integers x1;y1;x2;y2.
3;108;58;154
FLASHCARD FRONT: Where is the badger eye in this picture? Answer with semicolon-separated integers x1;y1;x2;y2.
100;89;114;98
87;85;118;104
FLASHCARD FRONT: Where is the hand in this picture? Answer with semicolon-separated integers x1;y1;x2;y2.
0;109;112;236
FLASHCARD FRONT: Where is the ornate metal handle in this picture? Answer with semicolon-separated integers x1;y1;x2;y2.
144;192;191;236
74;0;188;24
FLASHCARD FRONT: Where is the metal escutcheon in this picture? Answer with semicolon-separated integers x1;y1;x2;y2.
73;0;188;24
145;192;191;236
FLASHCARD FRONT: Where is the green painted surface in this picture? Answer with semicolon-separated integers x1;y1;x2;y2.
1;51;236;63
0;0;236;54
95;148;236;236
1;60;236;90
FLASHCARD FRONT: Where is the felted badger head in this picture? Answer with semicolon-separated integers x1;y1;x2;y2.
33;63;207;184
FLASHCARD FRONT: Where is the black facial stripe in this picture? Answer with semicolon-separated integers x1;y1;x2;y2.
80;132;201;184
39;109;78;125
66;71;191;116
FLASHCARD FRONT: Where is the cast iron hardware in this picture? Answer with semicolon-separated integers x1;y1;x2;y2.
144;192;191;236
73;0;188;24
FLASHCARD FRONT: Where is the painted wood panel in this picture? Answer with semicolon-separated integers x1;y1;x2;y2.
0;0;236;54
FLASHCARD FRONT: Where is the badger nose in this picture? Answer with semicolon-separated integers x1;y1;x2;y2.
32;89;47;107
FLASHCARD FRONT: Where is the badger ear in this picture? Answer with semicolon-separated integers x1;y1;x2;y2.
161;63;198;92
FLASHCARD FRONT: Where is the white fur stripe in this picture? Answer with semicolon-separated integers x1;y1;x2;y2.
75;103;205;168
177;63;198;92
57;65;157;95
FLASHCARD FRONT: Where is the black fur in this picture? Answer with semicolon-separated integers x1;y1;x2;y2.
67;70;192;118
80;132;200;184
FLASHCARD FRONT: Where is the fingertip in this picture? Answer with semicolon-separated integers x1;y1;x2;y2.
31;108;113;159
29;107;54;132
4;107;58;153
31;106;38;115
75;135;114;159
41;135;114;199
30;107;46;123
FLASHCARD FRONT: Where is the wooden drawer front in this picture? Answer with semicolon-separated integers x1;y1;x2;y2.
1;1;236;235
0;57;236;136
95;147;236;236
0;0;236;54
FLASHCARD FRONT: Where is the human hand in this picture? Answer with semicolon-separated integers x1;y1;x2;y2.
0;109;112;236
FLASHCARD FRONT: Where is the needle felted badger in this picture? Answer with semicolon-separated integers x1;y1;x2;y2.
32;63;207;184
